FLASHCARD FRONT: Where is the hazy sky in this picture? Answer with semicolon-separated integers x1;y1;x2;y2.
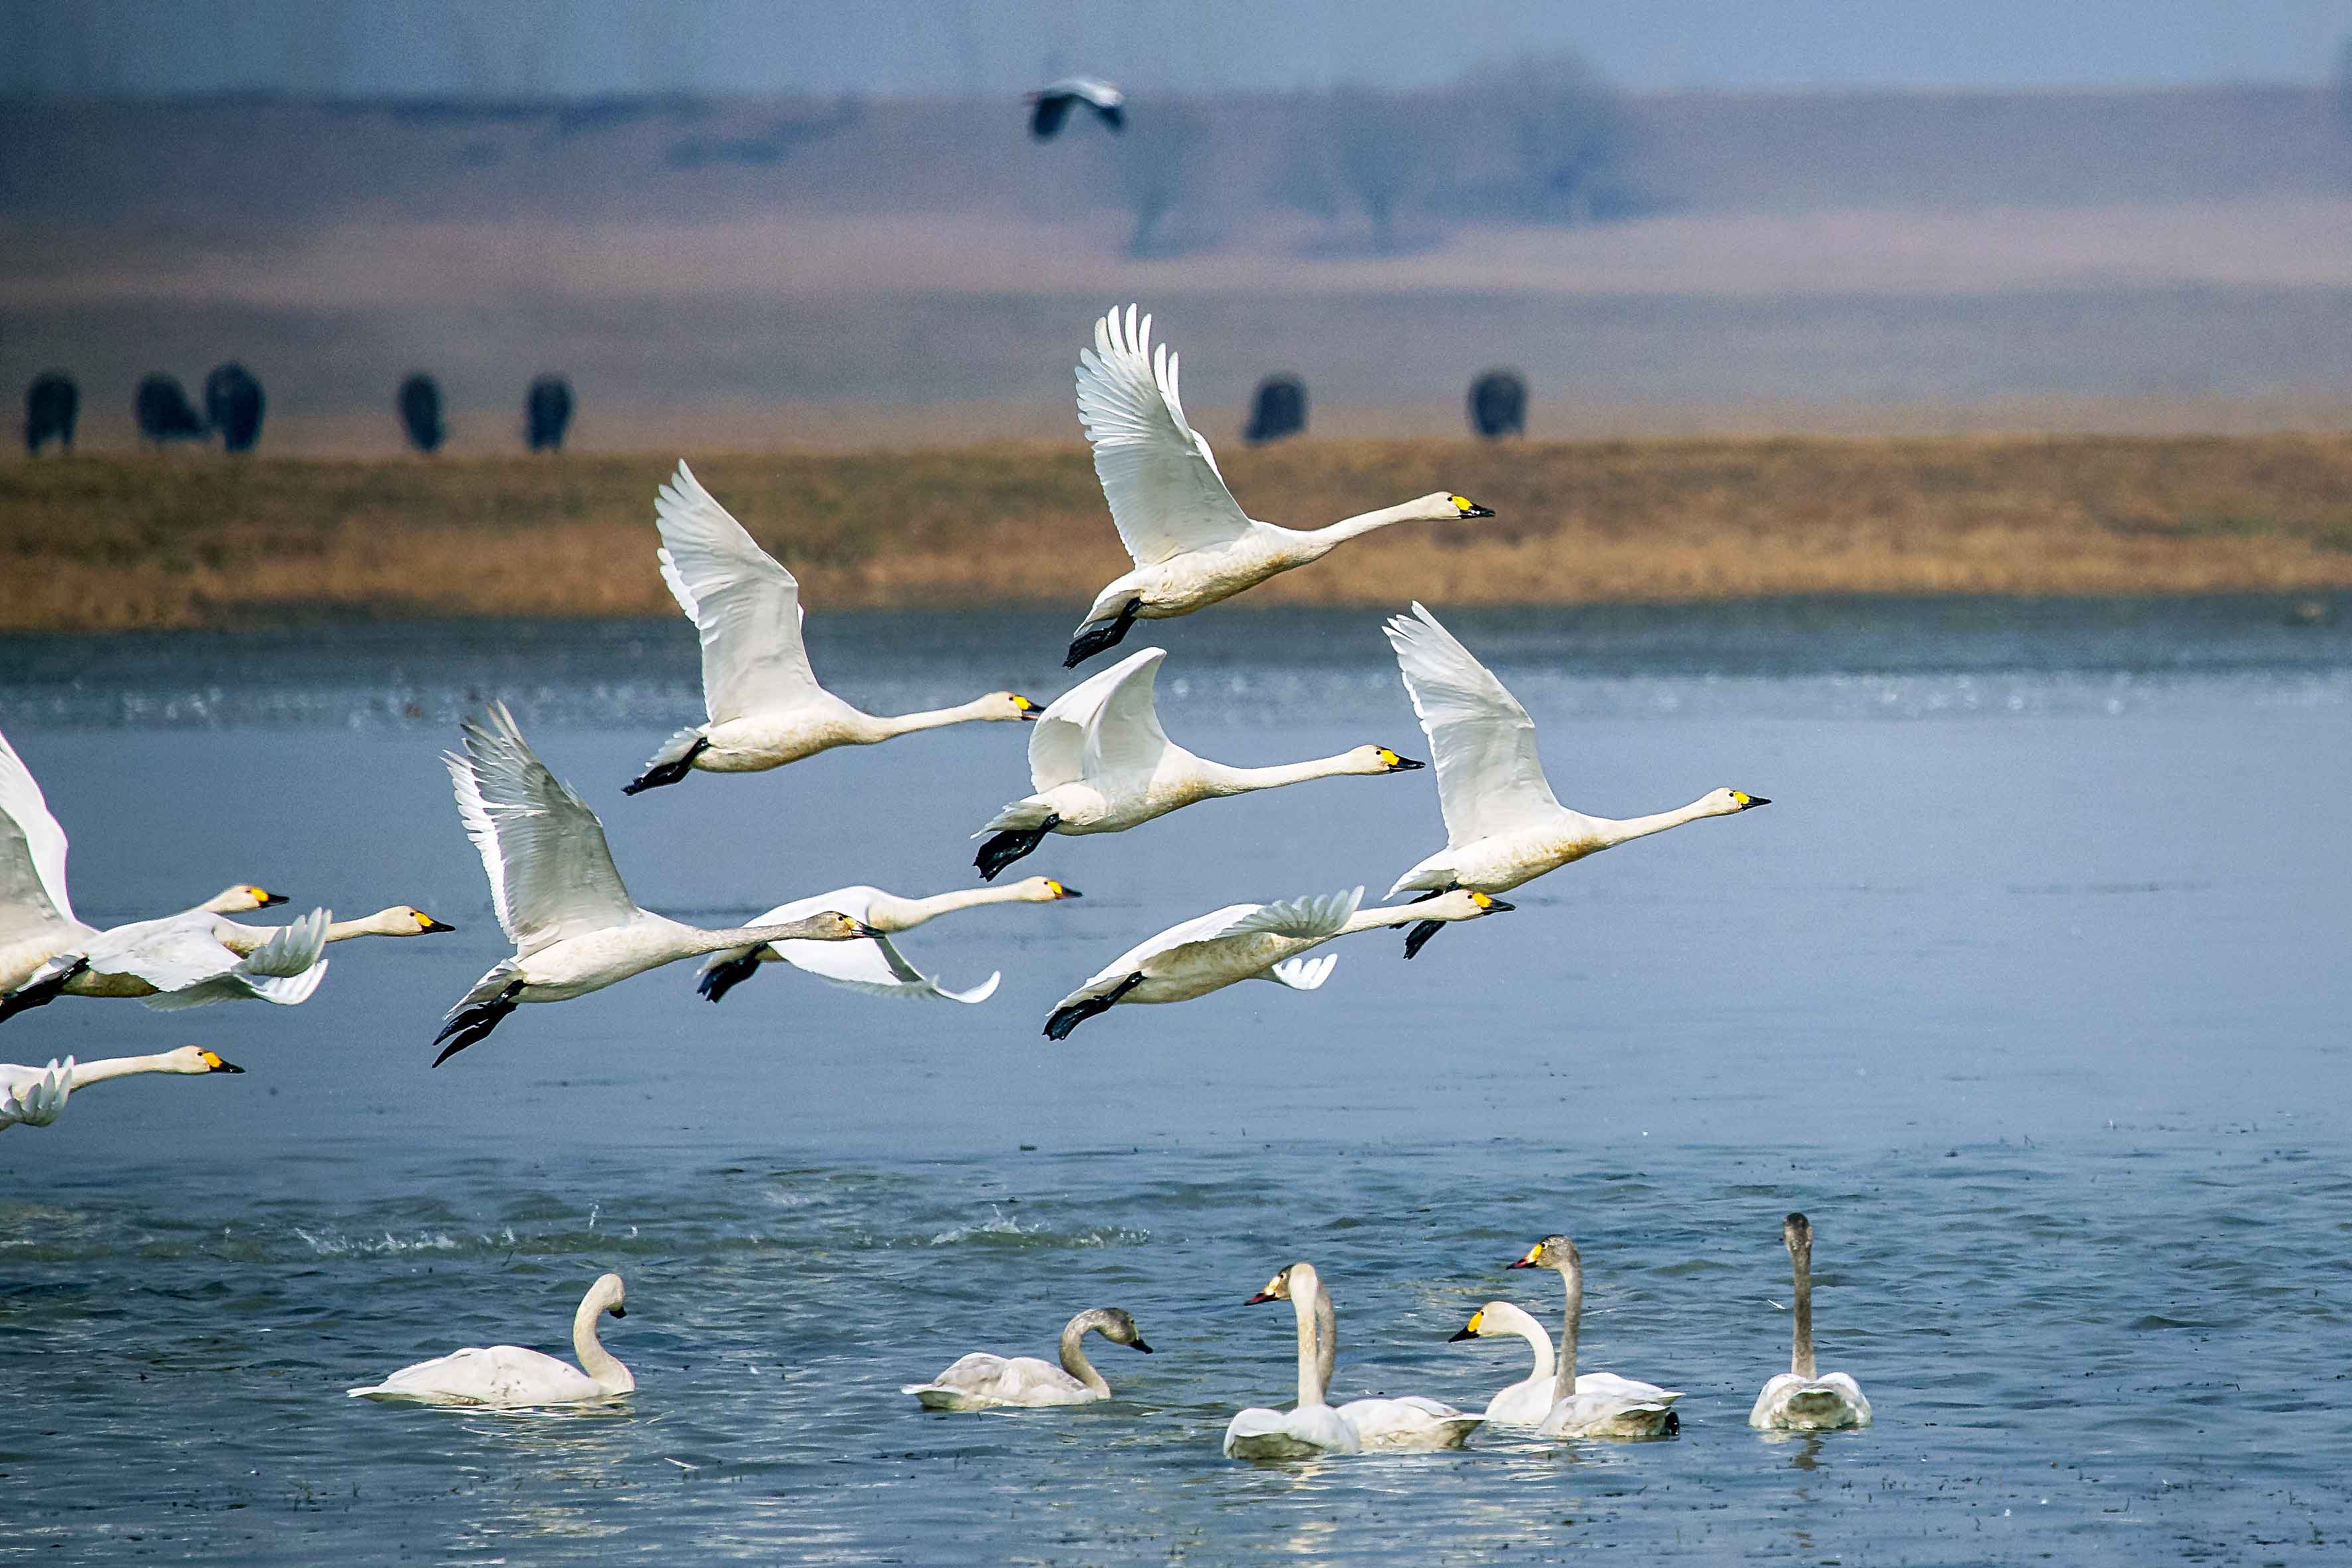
12;0;2352;97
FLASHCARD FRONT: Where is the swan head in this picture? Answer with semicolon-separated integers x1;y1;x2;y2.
1509;1234;1576;1271
1704;787;1771;817
1343;745;1425;775
1783;1212;1813;1256
1007;876;1084;902
163;1046;245;1076
1422;492;1496;521
811;911;880;940
1417;888;1512;922
979;692;1042;722
1448;1303;1520;1342
1091;1307;1154;1353
585;1272;627;1320
1246;1261;1316;1304
375;906;456;936
207;884;288;914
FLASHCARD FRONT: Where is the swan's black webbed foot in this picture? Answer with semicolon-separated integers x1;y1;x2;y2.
1043;973;1142;1040
0;956;87;1024
1064;599;1142;668
1402;920;1448;960
432;981;525;1066
623;735;709;795
698;952;763;1003
975;815;1060;880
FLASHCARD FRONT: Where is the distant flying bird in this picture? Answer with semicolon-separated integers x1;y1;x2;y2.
1029;76;1124;139
1062;306;1494;667
693;876;1082;1006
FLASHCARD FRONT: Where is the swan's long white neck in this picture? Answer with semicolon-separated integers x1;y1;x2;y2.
1303;498;1444;551
1597;797;1725;848
1551;1256;1583;1403
572;1292;633;1394
1789;1239;1816;1379
866;885;1032;931
1199;753;1370;796
1486;1301;1556;1387
1289;1265;1332;1411
858;698;1005;742
64;1053;187;1088
690;916;853;955
1335;900;1476;937
1056;1312;1114;1397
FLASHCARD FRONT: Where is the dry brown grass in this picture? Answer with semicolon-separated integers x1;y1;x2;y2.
7;435;2352;632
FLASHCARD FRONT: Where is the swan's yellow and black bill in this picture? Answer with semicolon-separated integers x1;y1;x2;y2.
1012;694;1041;720
248;886;287;908
1130;1337;1155;1353
1470;891;1514;913
1377;748;1424;771
610;1306;626;1318
1731;791;1771;809
1508;1242;1542;1268
1449;1309;1486;1341
416;912;456;933
1244;1290;1277;1304
1450;495;1497;519
198;1050;244;1074
1044;880;1082;898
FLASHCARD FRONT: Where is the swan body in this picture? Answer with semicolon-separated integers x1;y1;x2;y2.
1044;885;1508;1038
5;908;332;1019
1225;1262;1481;1459
904;1307;1153;1409
695;877;1080;1005
349;1273;633;1407
433;703;871;1064
974;646;1422;876
1506;1236;1682;1440
1062;308;1492;665
1029;76;1124;138
1382;602;1767;953
625;462;1036;791
1750;1212;1872;1432
0;1046;242;1131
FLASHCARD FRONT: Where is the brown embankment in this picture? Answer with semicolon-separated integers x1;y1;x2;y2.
6;435;2352;633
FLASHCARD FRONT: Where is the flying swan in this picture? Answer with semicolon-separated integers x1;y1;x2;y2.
1062;306;1493;666
349;1273;633;1407
903;1308;1153;1409
1042;885;1507;1039
2;908;332;1023
973;646;1422;878
1028;76;1124;138
695;876;1081;1005
433;702;870;1064
1749;1212;1872;1432
1;1047;242;1132
625;462;1038;793
1501;1234;1682;1438
1383;601;1769;957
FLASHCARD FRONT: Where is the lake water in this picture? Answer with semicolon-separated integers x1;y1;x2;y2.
3;597;2348;1565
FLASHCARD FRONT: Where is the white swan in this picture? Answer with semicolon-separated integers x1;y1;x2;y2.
624;462;1038;793
1;720;286;996
695;876;1080;1005
1043;885;1507;1039
1028;76;1124;138
1506;1235;1682;1439
1225;1262;1482;1458
1446;1300;1560;1425
1062;306;1493;666
1383;601;1769;957
349;1273;633;1407
903;1308;1153;1409
1749;1212;1872;1432
3;908;332;1021
973;647;1424;877
215;904;455;953
1;1046;242;1131
433;703;872;1064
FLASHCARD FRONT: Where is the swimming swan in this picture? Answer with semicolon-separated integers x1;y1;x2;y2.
696;877;1081;1005
1508;1235;1682;1439
433;703;872;1064
348;1272;633;1407
1062;306;1493;666
2;908;332;1022
1446;1300;1560;1425
0;720;286;997
903;1308;1153;1409
1749;1212;1872;1432
1383;601;1769;957
0;1046;242;1131
1043;885;1506;1038
1224;1262;1482;1458
974;646;1423;877
625;462;1038;793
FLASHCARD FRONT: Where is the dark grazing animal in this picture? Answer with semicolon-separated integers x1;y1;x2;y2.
397;373;445;453
134;375;208;445
204;363;265;452
526;375;573;452
25;372;78;454
1468;369;1527;440
1243;375;1308;445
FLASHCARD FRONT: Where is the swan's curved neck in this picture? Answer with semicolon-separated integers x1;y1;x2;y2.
1291;1266;1333;1411
859;698;1001;742
1490;1302;1555;1386
573;1296;633;1394
1599;797;1722;848
1552;1258;1583;1403
1056;1314;1112;1397
866;885;1029;931
1789;1242;1816;1379
65;1053;186;1088
1306;498;1439;550
1200;753;1366;797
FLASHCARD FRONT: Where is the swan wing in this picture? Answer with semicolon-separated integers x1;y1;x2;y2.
0;1056;71;1129
1386;602;1565;846
654;460;823;724
1028;648;1166;791
1068;902;1262;994
776;928;1001;1004
0;726;74;938
1219;888;1361;940
446;703;637;955
1082;648;1173;782
1336;1396;1483;1449
349;1345;599;1406
1076;306;1254;565
128;909;332;1010
1266;953;1338;991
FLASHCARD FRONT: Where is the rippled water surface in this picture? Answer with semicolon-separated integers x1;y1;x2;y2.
3;599;2348;1565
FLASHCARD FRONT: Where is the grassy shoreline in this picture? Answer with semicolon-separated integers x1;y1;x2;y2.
6;435;2352;633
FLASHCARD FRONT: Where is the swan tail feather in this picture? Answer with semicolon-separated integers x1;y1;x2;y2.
977;797;1055;835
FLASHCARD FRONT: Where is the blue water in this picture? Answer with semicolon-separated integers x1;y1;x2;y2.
3;599;2347;1564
